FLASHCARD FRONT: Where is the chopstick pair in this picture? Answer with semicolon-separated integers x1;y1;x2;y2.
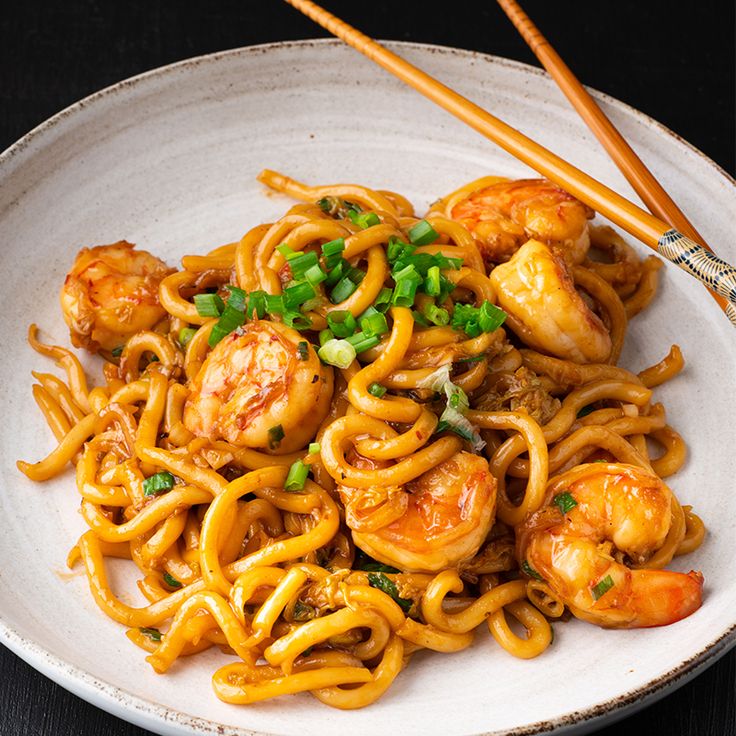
284;0;736;326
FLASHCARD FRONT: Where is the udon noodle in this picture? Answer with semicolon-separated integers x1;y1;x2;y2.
17;170;705;708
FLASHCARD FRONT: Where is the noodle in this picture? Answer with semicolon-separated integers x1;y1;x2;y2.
17;170;704;709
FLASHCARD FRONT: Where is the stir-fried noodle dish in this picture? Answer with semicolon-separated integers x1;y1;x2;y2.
18;170;705;708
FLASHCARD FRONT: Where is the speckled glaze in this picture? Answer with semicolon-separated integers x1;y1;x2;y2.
0;40;734;736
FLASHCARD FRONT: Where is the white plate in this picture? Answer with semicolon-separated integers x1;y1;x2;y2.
0;39;734;736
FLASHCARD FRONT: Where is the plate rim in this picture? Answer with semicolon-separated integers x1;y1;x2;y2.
0;37;734;736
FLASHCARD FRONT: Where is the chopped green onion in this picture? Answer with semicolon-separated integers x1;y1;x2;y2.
359;561;400;573
456;354;486;363
407;219;439;245
268;424;285;449
264;294;285;315
478;301;507;332
422;302;450;326
345;265;365;284
330;275;358;303
591;574;615;600
276;243;297;259
359;310;389;337
321;238;346;270
247;290;266;319
225;285;247;312
316;197;332;213
553;491;578;514
411;310;430;327
304;263;327;286
143;471;175;497
444;382;469;412
387;237;416;263
297;341;310;361
283;311;313;330
391;264;423;307
345;331;381;353
178;328;197;348
318;329;333;347
111;345;124;357
318;338;357;369
521;560;545;582
323;258;348;288
287;251;320;280
373;287;393;313
293;601;316;622
139;627;162;642
283;282;316;309
349;210;381;229
193;293;224;317
437;273;457;304
327;310;357;337
368;382;387;398
416;364;452;392
208;305;245;347
424;265;441;297
163;572;182;589
308;442;321;454
285;459;310;491
437;405;484;452
367;572;412;612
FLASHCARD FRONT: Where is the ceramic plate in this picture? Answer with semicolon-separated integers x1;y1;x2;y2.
0;40;733;736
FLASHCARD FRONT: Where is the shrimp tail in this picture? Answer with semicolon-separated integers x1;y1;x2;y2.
628;569;703;628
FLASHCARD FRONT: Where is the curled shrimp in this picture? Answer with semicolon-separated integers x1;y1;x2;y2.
183;321;334;453
338;451;497;573
489;239;611;363
60;241;172;353
449;178;593;265
516;462;703;628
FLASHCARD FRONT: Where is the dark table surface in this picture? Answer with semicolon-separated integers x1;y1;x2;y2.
1;2;734;735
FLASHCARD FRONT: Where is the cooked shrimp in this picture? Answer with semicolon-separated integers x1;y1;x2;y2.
517;462;703;628
60;241;172;353
339;451;497;573
183;321;333;453
450;178;593;265
489;239;611;363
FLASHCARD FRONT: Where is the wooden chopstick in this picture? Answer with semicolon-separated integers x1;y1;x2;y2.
284;0;736;325
496;0;728;314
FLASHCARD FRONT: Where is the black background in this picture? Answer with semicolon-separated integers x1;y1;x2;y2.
1;2;734;735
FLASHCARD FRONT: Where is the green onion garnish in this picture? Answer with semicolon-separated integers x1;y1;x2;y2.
391;264;423;308
359;309;389;337
163;572;182;589
285;459;310;491
287;251;320;281
268;424;285;449
553;491;578;514
318;338;357;369
208;305;245;347
318;329;333;346
143;471;175;497
283;311;313;330
345;331;381;353
349;210;381;229
111;345;125;357
387;237;416;263
591;574;615;600
412;310;430;327
368;382;387;398
521;560;545;582
276;243;297;259
327;310;357;337
407;219;440;245
330;275;359;304
308;442;321;454
283;282;316;309
323;258;348;288
297;341;309;361
367;572;413;612
373;287;393;313
424;265;441;297
225;285;247;312
304;263;327;286
178;328;197;348
422;302;450;326
139;627;162;642
321;238;346;270
193;293;224;317
264;294;285;315
247;290;267;319
478;301;507;332
456;354;486;363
